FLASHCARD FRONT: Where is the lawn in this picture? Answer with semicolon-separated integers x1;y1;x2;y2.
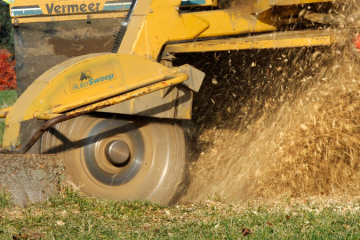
0;188;360;239
0;90;17;145
0;90;359;239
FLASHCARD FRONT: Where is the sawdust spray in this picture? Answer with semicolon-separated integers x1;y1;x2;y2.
174;0;360;203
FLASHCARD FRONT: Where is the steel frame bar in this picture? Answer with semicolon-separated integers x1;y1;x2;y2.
164;29;345;53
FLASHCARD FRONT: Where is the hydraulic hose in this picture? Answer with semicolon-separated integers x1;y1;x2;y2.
111;0;139;53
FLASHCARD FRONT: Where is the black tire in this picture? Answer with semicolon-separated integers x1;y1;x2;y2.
41;114;185;204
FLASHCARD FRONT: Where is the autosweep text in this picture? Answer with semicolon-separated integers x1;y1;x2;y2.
73;73;114;91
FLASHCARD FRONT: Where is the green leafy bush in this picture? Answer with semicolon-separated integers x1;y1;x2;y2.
0;5;14;53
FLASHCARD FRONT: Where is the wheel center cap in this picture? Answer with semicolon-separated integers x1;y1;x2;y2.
106;140;131;165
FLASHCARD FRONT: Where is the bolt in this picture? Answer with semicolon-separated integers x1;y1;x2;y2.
175;6;179;11
51;17;54;21
149;9;153;13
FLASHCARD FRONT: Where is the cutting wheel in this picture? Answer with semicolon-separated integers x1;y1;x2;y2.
41;114;186;204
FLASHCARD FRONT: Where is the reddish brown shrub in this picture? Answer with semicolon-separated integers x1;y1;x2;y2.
0;47;16;90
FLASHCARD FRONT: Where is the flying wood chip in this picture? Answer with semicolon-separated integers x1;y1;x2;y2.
242;228;252;236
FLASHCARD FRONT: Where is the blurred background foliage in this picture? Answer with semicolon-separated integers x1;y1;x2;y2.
0;5;14;53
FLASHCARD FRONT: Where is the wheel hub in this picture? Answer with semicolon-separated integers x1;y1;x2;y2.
83;119;145;185
106;140;131;165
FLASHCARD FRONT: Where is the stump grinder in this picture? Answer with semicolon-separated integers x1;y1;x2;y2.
0;0;346;204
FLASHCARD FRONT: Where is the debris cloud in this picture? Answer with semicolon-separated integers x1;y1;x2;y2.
175;0;360;203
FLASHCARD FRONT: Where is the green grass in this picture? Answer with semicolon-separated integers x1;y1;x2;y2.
0;90;17;109
1;188;360;239
0;90;17;145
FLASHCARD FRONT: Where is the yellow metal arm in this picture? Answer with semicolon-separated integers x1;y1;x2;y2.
37;69;181;117
34;73;188;120
0;107;12;118
165;29;344;53
118;0;277;60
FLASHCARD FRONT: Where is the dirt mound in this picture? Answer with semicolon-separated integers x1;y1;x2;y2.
175;0;360;203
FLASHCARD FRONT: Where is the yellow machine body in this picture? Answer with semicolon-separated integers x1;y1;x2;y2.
9;0;217;24
3;0;338;151
3;52;193;150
